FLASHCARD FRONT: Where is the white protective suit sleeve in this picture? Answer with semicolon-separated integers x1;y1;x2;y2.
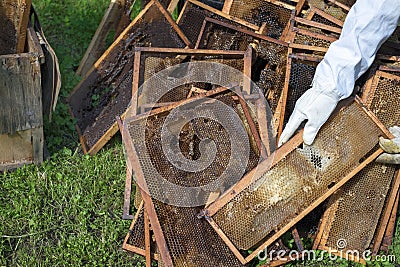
279;0;400;146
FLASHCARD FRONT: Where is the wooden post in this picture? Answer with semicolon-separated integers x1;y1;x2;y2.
76;0;126;76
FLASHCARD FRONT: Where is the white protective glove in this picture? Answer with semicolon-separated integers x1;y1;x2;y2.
278;0;400;146
278;81;341;146
376;126;400;165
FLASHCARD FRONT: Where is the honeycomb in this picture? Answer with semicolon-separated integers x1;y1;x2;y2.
210;101;385;250
127;93;260;205
195;19;288;113
68;2;188;152
124;92;263;266
284;57;318;126
292;30;333;48
366;71;400;127
154;201;245;266
227;0;292;39
314;70;400;253
323;163;396;251
135;50;247;112
307;0;349;21
177;0;247;45
130;48;251;211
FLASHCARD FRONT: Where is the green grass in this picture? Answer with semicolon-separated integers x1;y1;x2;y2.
1;0;143;266
0;146;143;266
1;0;400;266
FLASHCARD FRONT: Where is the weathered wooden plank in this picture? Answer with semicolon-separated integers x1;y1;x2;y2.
26;26;45;63
31;126;44;164
0;127;43;171
0;53;42;134
0;129;32;165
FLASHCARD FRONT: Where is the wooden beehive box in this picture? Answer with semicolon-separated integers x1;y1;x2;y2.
0;0;32;55
0;24;44;171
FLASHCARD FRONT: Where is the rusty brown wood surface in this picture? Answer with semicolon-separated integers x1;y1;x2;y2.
0;0;31;55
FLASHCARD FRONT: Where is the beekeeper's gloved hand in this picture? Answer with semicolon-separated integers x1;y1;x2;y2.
278;81;341;146
278;0;400;147
376;126;400;165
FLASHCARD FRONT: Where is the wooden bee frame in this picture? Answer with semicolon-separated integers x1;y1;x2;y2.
68;0;191;155
201;99;392;264
312;70;400;263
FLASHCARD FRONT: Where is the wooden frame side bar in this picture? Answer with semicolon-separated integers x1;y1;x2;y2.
376;70;400;80
122;201;160;261
16;0;32;53
131;50;142;115
126;85;232;125
167;0;180;13
118;117;135;220
237;90;267;158
222;0;233;13
327;0;351;11
377;55;400;62
178;0;260;31
372;170;400;254
134;46;247;56
294;17;342;34
276;48;292;140
256;94;272;156
360;71;377;104
289;53;323;62
122;165;134;220
194;18;209;49
292;27;338;43
379;65;400;73
312;195;341;249
197;17;289;47
121;121;174;266
289;43;329;53
144;209;152;267
380;189;400;253
309;6;344;27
